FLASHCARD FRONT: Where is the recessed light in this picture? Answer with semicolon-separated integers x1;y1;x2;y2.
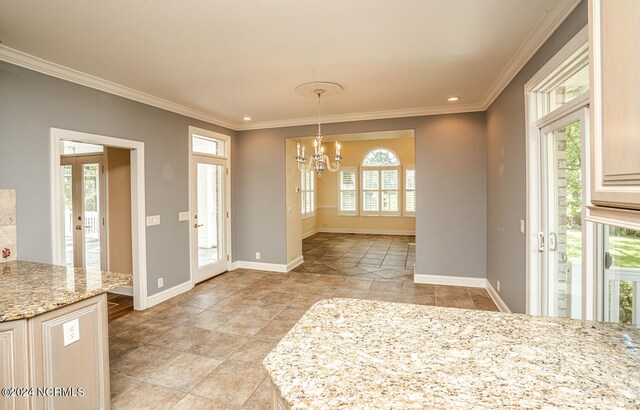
242;116;252;121
448;97;460;102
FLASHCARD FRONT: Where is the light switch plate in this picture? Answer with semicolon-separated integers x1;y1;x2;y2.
63;318;80;347
146;215;161;226
178;211;190;221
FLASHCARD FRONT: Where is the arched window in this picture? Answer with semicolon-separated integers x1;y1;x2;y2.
361;148;400;214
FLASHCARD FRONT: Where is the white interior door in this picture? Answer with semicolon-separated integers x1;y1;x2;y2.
191;155;228;283
60;154;105;270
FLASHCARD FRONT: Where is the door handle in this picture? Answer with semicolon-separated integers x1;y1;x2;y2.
549;232;557;251
194;223;203;229
75;224;82;231
604;251;613;270
538;232;545;252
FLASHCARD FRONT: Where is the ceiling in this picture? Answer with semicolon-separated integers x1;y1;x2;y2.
0;0;579;130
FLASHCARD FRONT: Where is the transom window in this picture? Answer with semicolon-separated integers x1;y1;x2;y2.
361;148;400;215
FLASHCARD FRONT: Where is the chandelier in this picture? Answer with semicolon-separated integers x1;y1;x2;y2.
294;82;344;176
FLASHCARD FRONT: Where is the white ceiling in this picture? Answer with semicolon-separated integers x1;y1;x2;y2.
0;0;579;130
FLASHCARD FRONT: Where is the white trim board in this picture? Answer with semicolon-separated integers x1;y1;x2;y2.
50;127;149;311
318;228;416;236
302;229;319;239
0;0;581;132
228;257;303;273
146;281;193;309
109;285;133;297
414;273;487;288
486;281;512;313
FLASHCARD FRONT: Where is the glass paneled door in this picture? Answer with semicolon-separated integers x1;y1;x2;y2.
60;155;105;270
191;155;228;283
540;108;589;319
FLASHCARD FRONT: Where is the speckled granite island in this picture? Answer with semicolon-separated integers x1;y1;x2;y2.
0;261;131;410
264;298;640;409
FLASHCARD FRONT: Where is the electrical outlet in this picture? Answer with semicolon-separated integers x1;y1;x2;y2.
146;215;161;226
63;318;80;347
178;211;190;221
158;277;164;288
520;219;525;234
497;280;501;292
255;252;261;260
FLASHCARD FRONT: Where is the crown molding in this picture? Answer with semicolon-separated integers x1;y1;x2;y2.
480;0;583;110
234;103;485;131
0;45;239;130
0;0;580;133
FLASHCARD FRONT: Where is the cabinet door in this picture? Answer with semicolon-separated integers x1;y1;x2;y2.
589;0;640;210
28;294;110;410
0;320;29;410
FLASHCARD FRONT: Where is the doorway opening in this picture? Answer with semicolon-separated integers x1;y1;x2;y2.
285;130;417;290
51;128;147;311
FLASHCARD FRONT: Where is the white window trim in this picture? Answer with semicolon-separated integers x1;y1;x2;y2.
404;165;416;217
524;26;596;319
361;148;401;216
338;166;358;216
301;169;315;219
190;126;229;159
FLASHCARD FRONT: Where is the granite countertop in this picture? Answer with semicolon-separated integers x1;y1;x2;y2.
264;298;640;409
0;260;132;322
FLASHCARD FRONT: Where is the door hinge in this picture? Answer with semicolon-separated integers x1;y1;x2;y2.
538;232;545;252
226;255;229;261
226;168;229;175
102;217;105;226
226;211;229;218
101;165;105;173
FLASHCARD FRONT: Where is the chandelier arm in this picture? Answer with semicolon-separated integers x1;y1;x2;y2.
322;155;341;172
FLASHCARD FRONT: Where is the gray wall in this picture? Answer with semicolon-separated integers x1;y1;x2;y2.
0;61;235;296
485;0;588;313
235;113;487;279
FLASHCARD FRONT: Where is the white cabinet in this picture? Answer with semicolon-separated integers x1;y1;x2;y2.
589;0;640;212
0;320;29;410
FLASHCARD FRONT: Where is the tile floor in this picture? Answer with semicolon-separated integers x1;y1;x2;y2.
109;234;498;409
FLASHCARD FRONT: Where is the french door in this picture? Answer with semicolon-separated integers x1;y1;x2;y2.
60;155;105;270
190;155;228;283
539;107;593;319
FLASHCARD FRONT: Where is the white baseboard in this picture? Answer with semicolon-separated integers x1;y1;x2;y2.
413;273;487;288
286;255;304;271
318;228;416;236
228;257;304;273
109;285;133;297
302;229;319;239
485;280;511;313
145;281;193;309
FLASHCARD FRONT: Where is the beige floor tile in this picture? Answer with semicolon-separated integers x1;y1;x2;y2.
140;352;221;392
313;275;347;286
151;304;205;324
399;294;436;305
273;306;308;323
370;280;403;293
435;295;476;309
208;295;256;312
241;376;273;409
172;394;238;410
434;285;472;297
365;290;400;302
226;338;278;363
111;377;185;410
401;282;435;295
258;291;297;305
236;303;288;320
116;320;176;344
147;324;212;351
215;315;271;337
187;331;250;360
342;277;374;290
110;371;135;399
253;320;294;341
110;345;177;379
472;295;499;311
109;336;143;364
184;309;238;330
179;293;227;309
191;361;266;406
108;314;146;335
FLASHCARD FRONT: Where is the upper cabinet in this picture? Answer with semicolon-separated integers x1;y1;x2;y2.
589;0;640;214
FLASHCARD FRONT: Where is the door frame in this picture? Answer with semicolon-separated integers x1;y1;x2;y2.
60;154;107;270
188;126;232;287
50;128;148;310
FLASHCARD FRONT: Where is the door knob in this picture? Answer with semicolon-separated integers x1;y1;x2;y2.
194;223;203;228
75;224;82;230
